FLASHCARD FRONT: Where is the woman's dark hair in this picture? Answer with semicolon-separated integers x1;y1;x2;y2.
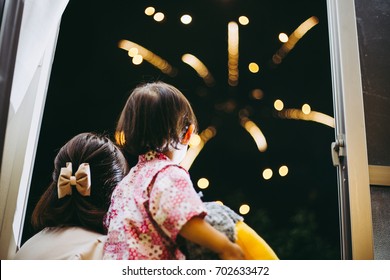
115;81;198;155
31;132;129;234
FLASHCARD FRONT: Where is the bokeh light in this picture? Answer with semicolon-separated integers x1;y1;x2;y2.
279;165;289;177
238;16;249;25
274;99;284;111
144;7;155;16
279;32;289;43
239;204;251;215
189;134;201;147
262;168;273;180
248;62;259;73
197;178;210;189
251;89;264;100
181;14;192;24
132;54;143;65
302;104;311;115
153;12;165;22
128;47;138;57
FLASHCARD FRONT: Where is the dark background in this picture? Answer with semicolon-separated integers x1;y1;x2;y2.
23;0;340;259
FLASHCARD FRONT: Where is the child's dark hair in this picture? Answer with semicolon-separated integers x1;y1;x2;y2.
31;132;129;234
116;81;197;155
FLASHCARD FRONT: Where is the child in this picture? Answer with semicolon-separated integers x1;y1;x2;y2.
14;132;129;259
103;81;244;260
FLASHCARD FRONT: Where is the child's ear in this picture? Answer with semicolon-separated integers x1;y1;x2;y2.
182;124;195;145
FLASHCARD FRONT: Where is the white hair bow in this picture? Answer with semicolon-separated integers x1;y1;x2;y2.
57;162;91;199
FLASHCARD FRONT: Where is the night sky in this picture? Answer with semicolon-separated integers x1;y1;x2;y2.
24;0;340;259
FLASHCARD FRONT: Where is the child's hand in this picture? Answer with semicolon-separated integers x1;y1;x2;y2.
218;242;245;260
180;217;245;260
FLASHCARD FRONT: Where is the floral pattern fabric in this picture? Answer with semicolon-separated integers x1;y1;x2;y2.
103;151;206;260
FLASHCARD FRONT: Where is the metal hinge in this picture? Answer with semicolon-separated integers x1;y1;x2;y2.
331;135;346;166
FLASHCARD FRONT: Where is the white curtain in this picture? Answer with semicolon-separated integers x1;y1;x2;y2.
10;0;69;113
0;0;69;259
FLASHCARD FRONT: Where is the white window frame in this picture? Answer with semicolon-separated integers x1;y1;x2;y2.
327;0;373;259
0;0;375;260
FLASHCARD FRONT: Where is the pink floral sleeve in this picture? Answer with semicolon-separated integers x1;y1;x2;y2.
148;165;206;241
